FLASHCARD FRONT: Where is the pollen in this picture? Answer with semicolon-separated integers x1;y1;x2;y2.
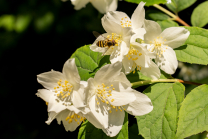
120;17;131;28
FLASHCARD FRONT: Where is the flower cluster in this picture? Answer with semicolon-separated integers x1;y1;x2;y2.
36;1;190;137
37;59;153;137
90;1;190;77
62;0;118;14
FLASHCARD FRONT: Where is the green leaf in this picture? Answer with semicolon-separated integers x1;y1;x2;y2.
191;1;208;28
157;20;179;31
146;9;170;21
34;12;54;33
14;15;32;33
166;0;197;13
124;0;166;6
136;83;185;139
70;44;104;81
78;112;128;139
174;27;208;65
176;85;208;139
0;15;15;31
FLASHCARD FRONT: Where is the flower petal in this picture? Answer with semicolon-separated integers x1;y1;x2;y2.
89;95;109;128
158;46;178;74
122;56;134;74
131;1;145;30
108;0;118;12
36;89;52;102
48;94;66;113
130;28;146;42
161;27;190;49
105;11;130;25
62;58;80;91
122;27;133;48
113;72;131;87
109;84;136;106
37;70;65;90
61;110;81;131
85;112;103;129
91;0;108;14
80;81;88;88
85;78;97;103
94;62;122;84
103;108;125;137
132;43;149;68
124;90;153;116
45;111;58;125
140;60;161;79
110;41;128;63
72;0;90;10
144;20;162;42
72;85;86;108
102;14;122;34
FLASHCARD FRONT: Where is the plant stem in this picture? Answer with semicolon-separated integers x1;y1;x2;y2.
175;17;190;27
153;4;190;27
153;4;177;19
131;79;202;88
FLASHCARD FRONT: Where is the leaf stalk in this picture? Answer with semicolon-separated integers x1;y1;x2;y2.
153;4;190;27
131;79;202;88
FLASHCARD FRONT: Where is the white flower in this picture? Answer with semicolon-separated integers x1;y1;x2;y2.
37;58;86;112
102;1;146;38
122;34;161;79
36;58;108;131
36;58;88;131
142;20;190;74
84;62;153;137
37;89;87;131
90;25;132;64
166;0;171;4
62;0;118;14
37;88;104;131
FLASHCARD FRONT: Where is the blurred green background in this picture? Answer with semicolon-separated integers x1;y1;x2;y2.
0;0;208;139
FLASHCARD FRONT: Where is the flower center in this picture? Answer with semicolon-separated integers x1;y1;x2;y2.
54;79;73;106
106;33;122;48
149;36;167;58
120;17;132;28
95;83;125;113
65;111;86;125
126;46;142;73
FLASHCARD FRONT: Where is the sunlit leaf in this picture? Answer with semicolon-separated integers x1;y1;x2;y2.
70;44;110;81
191;1;208;28
136;83;185;139
157;19;178;31
124;0;166;6
146;9;170;21
166;0;196;13
0;15;15;31
176;85;208;139
174;27;208;65
15;15;32;33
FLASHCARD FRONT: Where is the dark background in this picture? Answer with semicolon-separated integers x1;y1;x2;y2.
0;0;207;139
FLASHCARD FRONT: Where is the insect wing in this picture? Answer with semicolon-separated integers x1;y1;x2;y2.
102;47;110;56
92;31;102;38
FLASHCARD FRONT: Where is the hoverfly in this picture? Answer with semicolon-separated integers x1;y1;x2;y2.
92;31;117;56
